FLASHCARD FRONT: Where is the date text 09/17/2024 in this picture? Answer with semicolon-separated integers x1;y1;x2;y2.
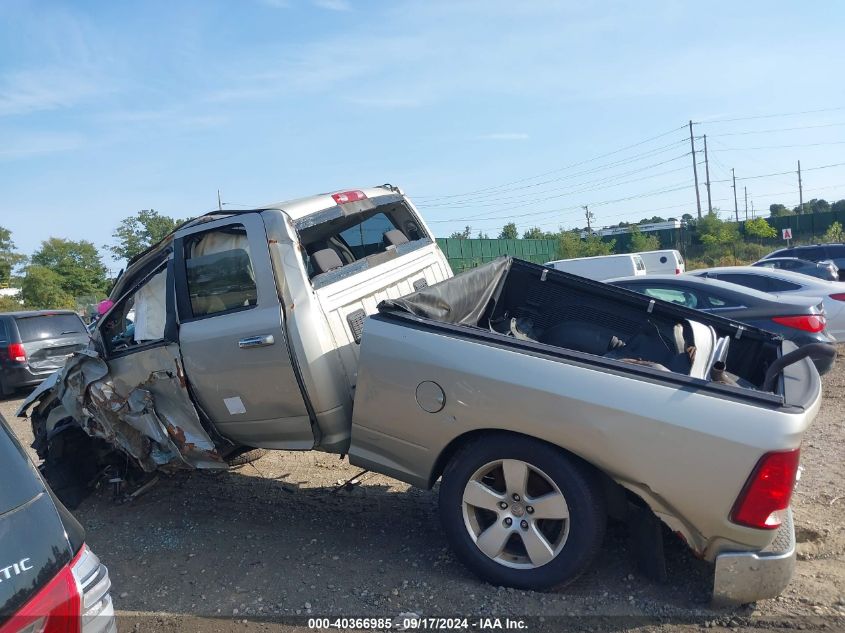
307;617;528;630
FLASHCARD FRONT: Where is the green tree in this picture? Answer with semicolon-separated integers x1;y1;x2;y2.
30;238;108;298
475;231;490;239
556;231;583;259
831;200;845;214
498;222;519;239
744;217;777;241
628;226;660;252
810;199;830;214
581;234;615;256
638;216;666;225
0;226;26;287
20;265;75;309
823;221;845;243
108;209;182;261
448;226;472;239
769;204;792;218
522;227;547;239
697;212;740;263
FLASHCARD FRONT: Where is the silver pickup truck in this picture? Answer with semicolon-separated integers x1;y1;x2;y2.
19;185;828;605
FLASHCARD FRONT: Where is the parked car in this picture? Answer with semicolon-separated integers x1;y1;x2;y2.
761;243;845;280
18;186;830;605
752;257;838;281
607;274;836;374
0;311;89;397
636;249;685;275
0;412;115;632
689;266;845;341
544;253;646;280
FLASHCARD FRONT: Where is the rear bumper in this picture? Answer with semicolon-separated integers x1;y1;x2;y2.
712;508;796;606
2;365;54;390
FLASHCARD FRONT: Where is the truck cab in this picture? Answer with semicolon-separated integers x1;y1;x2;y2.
23;185;450;476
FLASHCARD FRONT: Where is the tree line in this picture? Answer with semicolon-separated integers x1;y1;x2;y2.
0;210;185;312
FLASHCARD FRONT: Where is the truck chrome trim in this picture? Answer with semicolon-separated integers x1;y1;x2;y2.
712;508;796;606
238;334;275;349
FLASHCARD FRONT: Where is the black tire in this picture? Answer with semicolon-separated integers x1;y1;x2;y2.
40;430;98;510
226;447;268;467
439;433;606;591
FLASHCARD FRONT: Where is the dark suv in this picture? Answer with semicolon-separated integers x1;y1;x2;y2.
0;412;115;632
761;244;845;280
0;311;89;397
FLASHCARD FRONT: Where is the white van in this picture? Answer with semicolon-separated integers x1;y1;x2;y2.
544;253;647;280
636;250;685;275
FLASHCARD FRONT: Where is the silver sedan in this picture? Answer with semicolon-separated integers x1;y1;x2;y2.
689;266;845;341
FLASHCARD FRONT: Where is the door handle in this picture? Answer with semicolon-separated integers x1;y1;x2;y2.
238;334;275;349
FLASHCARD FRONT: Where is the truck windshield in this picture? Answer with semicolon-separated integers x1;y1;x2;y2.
297;201;430;282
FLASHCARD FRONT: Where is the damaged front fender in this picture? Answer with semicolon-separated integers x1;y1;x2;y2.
18;347;227;472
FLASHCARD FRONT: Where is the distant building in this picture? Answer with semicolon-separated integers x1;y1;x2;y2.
579;220;683;239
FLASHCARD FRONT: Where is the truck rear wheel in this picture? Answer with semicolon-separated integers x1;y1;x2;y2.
438;434;606;590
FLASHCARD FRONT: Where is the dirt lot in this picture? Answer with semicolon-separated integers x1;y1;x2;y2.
2;359;844;633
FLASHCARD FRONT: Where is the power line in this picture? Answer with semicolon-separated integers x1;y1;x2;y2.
713;140;845;151
694;106;845;125
418;154;691;212
418;141;688;206
429;182;693;225
708;122;845;137
708;161;845;184
414;125;688;201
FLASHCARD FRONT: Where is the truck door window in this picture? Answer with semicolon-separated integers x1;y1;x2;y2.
101;268;167;355
184;225;257;318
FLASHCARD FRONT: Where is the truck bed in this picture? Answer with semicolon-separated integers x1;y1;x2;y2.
349;257;821;559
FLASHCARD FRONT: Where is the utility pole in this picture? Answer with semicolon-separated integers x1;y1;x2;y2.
703;134;713;215
731;169;739;223
751;199;755;219
217;189;222;211
744;186;748;221
583;205;593;232
689;120;702;219
798;160;804;213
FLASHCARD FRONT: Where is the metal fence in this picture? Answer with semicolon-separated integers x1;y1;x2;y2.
435;238;559;274
763;209;845;244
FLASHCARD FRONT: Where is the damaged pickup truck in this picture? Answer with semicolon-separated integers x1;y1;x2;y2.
18;185;833;604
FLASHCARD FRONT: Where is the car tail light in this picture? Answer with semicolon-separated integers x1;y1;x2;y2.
675;268;681;275
730;449;800;530
771;314;826;333
331;190;367;205
0;564;80;633
829;293;845;301
0;546;114;633
8;342;26;363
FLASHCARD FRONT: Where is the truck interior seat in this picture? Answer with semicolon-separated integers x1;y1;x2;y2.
312;248;344;275
383;230;409;247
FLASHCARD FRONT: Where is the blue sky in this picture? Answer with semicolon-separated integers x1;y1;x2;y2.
2;0;845;269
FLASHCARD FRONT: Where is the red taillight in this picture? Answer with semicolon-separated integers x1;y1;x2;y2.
0;564;81;633
675;268;681;275
8;342;26;363
771;314;826;333
331;190;367;205
829;293;845;301
730;449;800;530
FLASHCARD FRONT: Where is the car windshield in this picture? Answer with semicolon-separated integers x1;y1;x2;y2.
15;314;86;342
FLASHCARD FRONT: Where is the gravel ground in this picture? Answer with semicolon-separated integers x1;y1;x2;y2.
2;356;844;633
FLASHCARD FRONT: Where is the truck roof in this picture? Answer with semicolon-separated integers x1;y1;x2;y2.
255;185;399;221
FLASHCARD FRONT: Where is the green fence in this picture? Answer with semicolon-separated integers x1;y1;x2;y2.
764;210;845;244
436;238;559;274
